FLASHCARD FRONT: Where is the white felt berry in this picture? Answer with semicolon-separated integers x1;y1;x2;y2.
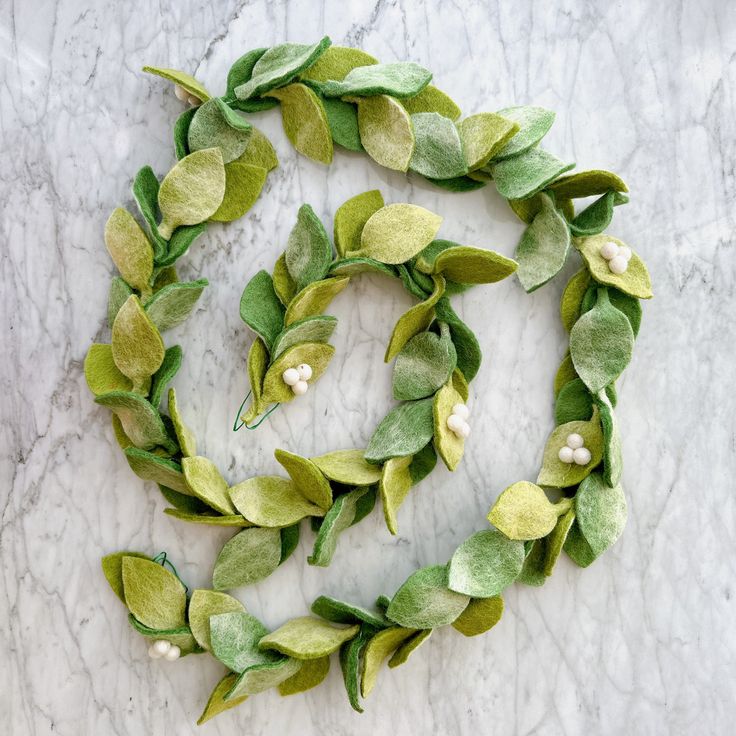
573;447;592;465
297;363;313;381
457;420;471;439
282;368;300;386
187;95;201;106
292;380;309;396
451;403;469;420
558;445;575;464
164;645;181;661
148;645;162;659
447;414;465;435
599;241;619;260
566;433;584;450
174;84;189;102
608;255;628;274
152;639;171;657
618;245;632;261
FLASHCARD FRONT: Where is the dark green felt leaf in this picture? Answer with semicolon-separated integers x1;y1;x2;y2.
426;174;487;192
493;106;555;160
173;107;196;161
148;345;182;408
339;625;373;713
408;112;467;180
569;190;617;236
491;148;574;201
364;397;435;464
226;47;268;96
408;442;437;484
581;285;642;338
563;519;598;568
132;166;167;260
322;97;362;151
155;222;207;268
95;391;175;452
279;523;301;565
319;62;432;99
435;299;482;381
594;390;623;487
575;472;627;557
213;527;283;590
145;278;208;332
308;486;369;567
311;595;387;629
392;325;456;401
239;270;285;350
285;204;333;292
121;556;187;630
271;315;337;359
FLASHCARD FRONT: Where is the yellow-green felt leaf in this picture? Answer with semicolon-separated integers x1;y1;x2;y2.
388;629;431;668
554;352;578;397
274;448;333;510
142;65;210;101
121;556;186;630
451;596;504;637
278;656;331;695
487;481;558;540
243;338;269;424
261;342;335;405
188;589;245;652
457;113;518;170
402;84;461;120
235;126;279;171
197;673;248;725
104;208;154;293
429;245;517;284
273;253;297;306
168;387;196;457
300;46;378;82
284;276;350;325
433;382;466;471
379;456;413;535
548;169;628;199
309;449;383;485
182;456;236;515
361;627;417;697
210;162;267;222
84;343;133;395
259;616;359;660
230;476;326;527
333;189;384;257
353;94;415;172
560;268;591;332
101;551;149;604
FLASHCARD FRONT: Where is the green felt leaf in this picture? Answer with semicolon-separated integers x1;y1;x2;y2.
427;174;488;192
563;519;597;568
164;510;249;526
387;564;469;628
107;277;133;328
242;338;269;424
515;192;571;292
271;315;336;359
581;284;642;338
230;476;326;527
320;62;431;99
210;611;278;672
285;204;333;292
310;449;383;485
121;556;186;630
259;616;360;660
154;222;207;268
595;390;623;487
101;551;150;604
104;208;154;293
85;343;133;395
329;257;395;278
392;325;456;401
575;472;627;556
148;345;182;408
144;278;208;332
560;268;591;332
451;367;469;402
173;107;196;160
95;391;175;452
568;190;625;237
537;409;605;488
111;295;165;390
353;94;415;172
322;97;362;151
451;596;504;637
124;447;188;493
142;65;210;102
197;673;249;725
425;245;517;284
152;266;179;292
231;127;279;172
555;378;597;424
226;658;303;700
239;270;285;350
157;148;226;240
457;112;518;170
211;162;267;222
432;382;466;471
406;442;436;485
275;448;333;510
272;253;297;306
279;523;301;565
132;166;167;261
408;112;467;180
311;596;387;629
261;342;335;405
365;397;435;464
506;191;574;224
361;626;418;697
181;456;235;514
225;47;268;96
402;84;461;120
333;190;385;257
448;530;526;597
435;300;482;381
575;234;653;299
487;481;558;540
387;628;431;668
570;287;634;393
278;656;330;696
300;45;378;82
554;352;577;397
188;589;245;652
493;106;555;160
188;98;252;164
212;527;283;590
549;169;628;199
167;387;196;457
491;148;574;201
284;276;349;325
339;625;372;711
127;616;200;655
379;456;413;535
234;37;331;100
543;508;576;577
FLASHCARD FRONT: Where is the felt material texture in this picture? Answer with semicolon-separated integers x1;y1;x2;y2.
271;315;336;359
491;148;574;201
239;270;285;350
427;174;487;192
543;508;576;577
563;519;597;568
594;390;623;487
164;510;249;526
121;556;187;630
188;589;245;651
212;527;283;590
259;617;360;660
187;98;252;164
387;564;469;628
181;456;235;514
226;658;303;700
575;234;653;299
210;162;267;222
173;107;195;160
278;656;330;696
275;449;333;510
506;191;575;225
554;352;578;397
144;278;207;332
143;65;210;101
235;126;279;171
568;190;621;236
266;84;333;164
333;189;385;257
132;165;167;259
570;287;634;393
408;442;437;485
85;343;133;395
151;265;179;292
242;338;269;423
581;284;642;338
448;530;526;597
300;45;378;82
487;481;560;540
401;84;461;120
451;367;469;402
210;611;279;673
230;476;326;527
320;62;432;99
285;204;332;292
107;277;133;328
311;596;387;629
554;378;598;425
148;344;182;408
364;397;434;464
95;391;174;452
284;276;349;325
493;106;555;160
125;448;188;493
575;472;627;556
561;268;591;332
425;245;518;284
104;208;154;293
451;595;504;637
197;674;248;725
310;449;383;485
353;94;415;172
321;97;362;151
361;626;417;697
432;382;466;471
167;387;196;457
515;192;571;292
435;300;482;381
408;112;467;179
457;113;519;170
261;342;335;404
279;523;301;564
127;616;200;655
329;257;395;278
388;629;432;668
392;326;456;401
548;169;628;199
339;625;372;712
101;551;150;604
225;47;268;97
379;456;413;535
158;482;210;514
154;222;206;268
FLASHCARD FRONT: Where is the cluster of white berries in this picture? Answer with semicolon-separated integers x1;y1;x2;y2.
558;433;591;466
148;639;181;661
599;240;632;275
282;363;313;395
446;403;471;439
174;84;202;107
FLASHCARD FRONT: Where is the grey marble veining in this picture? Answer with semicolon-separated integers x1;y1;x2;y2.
1;0;734;734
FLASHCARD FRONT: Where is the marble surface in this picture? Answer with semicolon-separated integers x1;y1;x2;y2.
2;0;734;734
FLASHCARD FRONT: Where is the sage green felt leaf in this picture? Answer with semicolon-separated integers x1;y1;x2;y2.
300;45;378;82
226;658;303;700
549;169;628;199
267;84;333;164
148;345;182;408
210;611;278;672
142;65;210;102
273;253;297;306
493;106;555;160
144;278;208;332
408;112;467;179
168;387;196;457
361;626;417;697
322;97;362;151
563;519;597;567
112;296;165;390
108;277;133;328
515;192;571;292
121;556;186;630
570;287;634;393
555;378;597;425
427;174;487;192
278;657;330;696
308;486;370;567
329;257;395;278
320;62;432;99
275;448;333;510
387;565;469;628
181;456;235;514
457;113;519;170
234;37;331;100
333;190;385;257
356;204;442;265
491;148;574;201
379;456;413;535
188;98;252;164
561;268;591;332
285;204;333;292
425;245;518;284
164;510;249;526
225;47;268;96
311;596;387;629
85;343;133;395
125;447;188;493
339;625;371;711
101;551;150;604
432;382;467;471
261;342;335;405
352;486;378;526
392;326;456;401
230;476;326;527
197;673;249;725
157;148;226;240
575;234;653;299
568;190;622;237
580;284;642;338
132;166;167;260
188;589;246;651
487;481;558;540
402;84;461;120
259;616;360;660
543;507;576;577
310;449;383;485
212;527;283;590
173;107;195;160
95;391;175;452
154;222;207;268
395;264;431;299
595;390;623;487
537;409;605;488
575;472;627;556
451;595;504;637
104;208;154;293
353;94;415;172
239;270;285;350
242;338;269;425
271;315;337;359
127;616;200;655
210;162;267;222
284;276;349;325
365;397;435;464
435;299;482;381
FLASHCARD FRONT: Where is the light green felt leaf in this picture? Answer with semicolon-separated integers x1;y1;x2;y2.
448;530;526;597
353;95;415;172
285;204;333;292
210;611;278;672
300;45;378;82
387;564;469;628
278;656;330;696
168;387;196;457
548;169;628;199
320;62;432;99
261;342;335;405
361;626;418;697
284;276;349;325
310;449;383;485
197;673;248;725
491;148;574;201
393;326;456;401
142;65;210;102
187;98;252;164
124;447;188;493
333;190;385;257
322;97;362;151
561;268;591;331
487;481;558;540
212;527;283;590
543;507;576;577
570;287;634;393
188;589;245;652
457;112;519;170
85;343;133;395
242;338;269;424
575;472;627;556
234;126;279;171
433;381;467;471
239;270;285;350
148;344;182;408
493;106;555;160
226;658;303;700
595;390;623;487
426;245;517;284
365;397;435;464
275;448;333;510
515;192;571;292
311;595;387;629
408;112;467;180
259;616;360;660
108;277;133;328
271;315;336;359
402;84;461;120
211;162;267;222
157;148;226;240
144;278;208;332
104;208;154;293
121;556;186;630
181;456;235;515
101;551;150;604
379;456;413;535
230;476;326;527
95;391;174;452
451;595;504;637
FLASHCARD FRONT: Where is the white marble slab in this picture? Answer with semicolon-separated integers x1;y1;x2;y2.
1;0;734;734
